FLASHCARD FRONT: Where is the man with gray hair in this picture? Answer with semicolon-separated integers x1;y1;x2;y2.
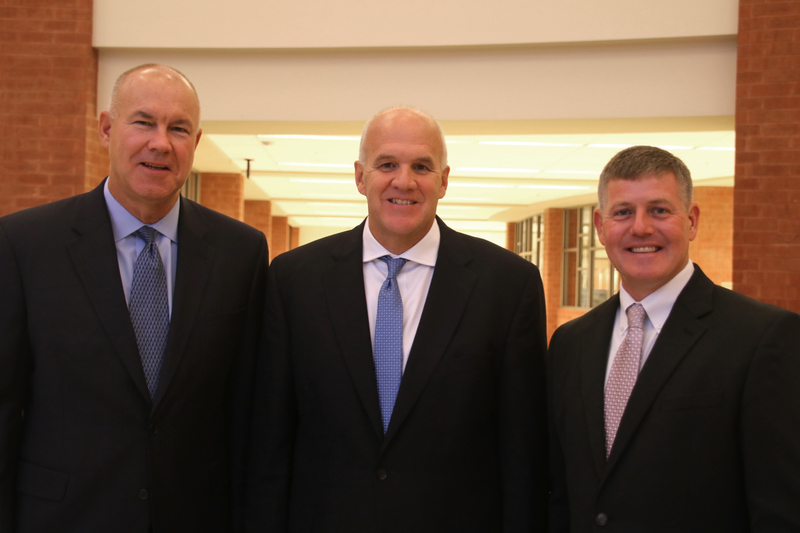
246;107;549;532
0;64;267;532
548;145;800;531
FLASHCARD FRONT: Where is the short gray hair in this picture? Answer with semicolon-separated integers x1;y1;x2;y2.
358;106;448;168
598;145;693;210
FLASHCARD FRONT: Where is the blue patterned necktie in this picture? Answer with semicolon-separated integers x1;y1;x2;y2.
129;226;169;398
374;255;408;434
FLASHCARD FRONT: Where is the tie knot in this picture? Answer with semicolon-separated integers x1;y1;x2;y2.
136;226;158;245
626;303;646;330
379;255;408;279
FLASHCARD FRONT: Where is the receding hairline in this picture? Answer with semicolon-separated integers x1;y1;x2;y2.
108;63;200;121
358;106;448;168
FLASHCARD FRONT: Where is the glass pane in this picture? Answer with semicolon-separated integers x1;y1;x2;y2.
562;251;578;306
593;253;611;306
564;209;578;249
578;269;590;308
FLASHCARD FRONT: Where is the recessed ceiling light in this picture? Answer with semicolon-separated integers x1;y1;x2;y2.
455;167;539;173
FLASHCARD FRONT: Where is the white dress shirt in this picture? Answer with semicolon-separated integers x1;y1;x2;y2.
604;261;695;386
363;219;439;373
103;179;179;315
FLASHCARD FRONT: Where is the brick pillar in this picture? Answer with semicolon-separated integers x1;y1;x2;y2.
735;0;800;312
542;208;564;341
506;222;515;252
200;172;244;221
244;199;272;252
0;0;108;217
290;226;300;250
271;216;290;261
690;187;733;287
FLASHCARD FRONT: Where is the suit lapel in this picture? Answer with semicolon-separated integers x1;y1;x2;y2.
604;268;712;472
382;220;477;448
152;198;213;408
579;297;618;478
323;224;385;439
67;183;152;402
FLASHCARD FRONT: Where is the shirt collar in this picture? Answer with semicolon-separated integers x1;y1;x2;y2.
619;260;695;332
362;217;440;267
103;179;180;243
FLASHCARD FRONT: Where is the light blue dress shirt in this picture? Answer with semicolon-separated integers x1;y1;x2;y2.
103;179;179;316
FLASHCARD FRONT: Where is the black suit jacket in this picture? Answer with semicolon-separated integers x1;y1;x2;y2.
0;181;267;533
246;218;549;532
547;265;800;532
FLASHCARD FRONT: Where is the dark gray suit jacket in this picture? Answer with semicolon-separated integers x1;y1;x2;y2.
0;181;267;532
246;218;549;532
548;265;800;532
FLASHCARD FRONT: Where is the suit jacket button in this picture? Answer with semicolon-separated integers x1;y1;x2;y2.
148;424;158;435
376;469;388;480
138;489;149;500
595;513;608;526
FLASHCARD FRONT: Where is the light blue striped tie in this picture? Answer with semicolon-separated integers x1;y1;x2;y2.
374;256;408;434
129;226;169;398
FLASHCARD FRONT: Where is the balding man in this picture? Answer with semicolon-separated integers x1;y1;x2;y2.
0;64;267;532
246;107;549;532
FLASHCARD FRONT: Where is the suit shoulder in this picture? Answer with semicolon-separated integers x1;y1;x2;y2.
449;228;539;273
181;198;265;248
552;297;616;341
710;284;799;324
271;227;358;268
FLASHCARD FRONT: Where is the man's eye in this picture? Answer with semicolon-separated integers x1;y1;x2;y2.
378;162;395;170
134;121;151;126
172;127;189;134
652;207;669;215
614;209;631;217
413;164;431;172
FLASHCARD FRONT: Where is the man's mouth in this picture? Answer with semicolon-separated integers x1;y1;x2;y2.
629;246;659;253
389;199;416;205
142;162;170;171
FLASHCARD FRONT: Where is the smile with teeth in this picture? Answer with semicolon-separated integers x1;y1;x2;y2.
142;162;169;170
389;199;416;205
629;246;659;253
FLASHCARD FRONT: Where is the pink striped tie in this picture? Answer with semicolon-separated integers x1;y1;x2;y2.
604;303;646;458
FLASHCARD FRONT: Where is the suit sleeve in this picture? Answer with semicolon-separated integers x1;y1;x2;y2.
245;259;297;532
498;267;549;532
741;309;800;531
0;221;32;530
546;327;571;533
228;234;268;533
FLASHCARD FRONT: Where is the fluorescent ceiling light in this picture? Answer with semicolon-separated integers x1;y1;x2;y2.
544;170;599;175
289;178;354;184
588;143;633;149
479;141;582;147
698;146;735;151
259;134;359;141
517;185;593;190
280;162;352;168
455;167;539;173
448;183;515;189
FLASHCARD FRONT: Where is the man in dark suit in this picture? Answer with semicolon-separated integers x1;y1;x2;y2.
246;107;548;532
548;145;800;532
0;64;267;532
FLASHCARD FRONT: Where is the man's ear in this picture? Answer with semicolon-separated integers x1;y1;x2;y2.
98;111;113;148
355;161;367;196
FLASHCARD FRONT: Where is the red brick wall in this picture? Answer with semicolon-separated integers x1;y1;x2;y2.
506;222;515;251
735;0;800;312
199;172;244;221
271;216;290;261
0;0;106;216
244;199;272;253
542;208;565;342
691;187;733;286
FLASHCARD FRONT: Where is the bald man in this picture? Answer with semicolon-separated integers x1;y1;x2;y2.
0;64;267;532
246;107;548;532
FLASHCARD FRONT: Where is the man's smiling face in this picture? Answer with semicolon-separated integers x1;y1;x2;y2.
594;172;700;301
355;109;449;254
100;66;202;223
